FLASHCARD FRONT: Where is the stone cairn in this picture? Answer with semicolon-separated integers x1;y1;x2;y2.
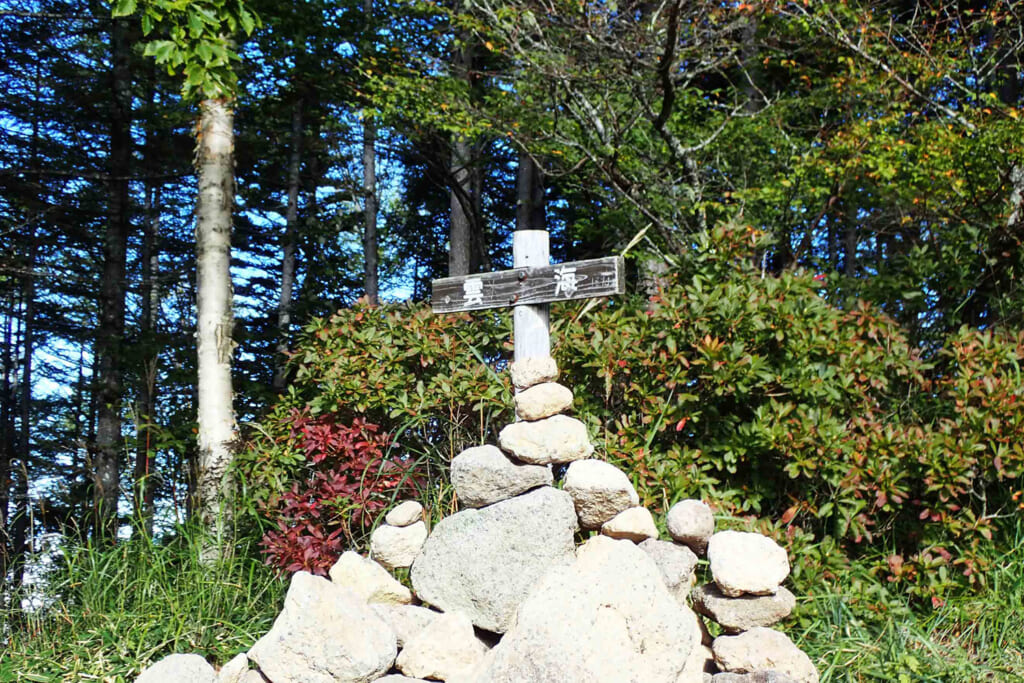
138;357;819;683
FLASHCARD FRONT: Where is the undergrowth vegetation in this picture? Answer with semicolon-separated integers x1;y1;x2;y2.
0;529;285;682
5;228;1024;681
242;224;1024;599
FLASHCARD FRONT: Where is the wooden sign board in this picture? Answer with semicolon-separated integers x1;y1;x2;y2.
431;256;625;314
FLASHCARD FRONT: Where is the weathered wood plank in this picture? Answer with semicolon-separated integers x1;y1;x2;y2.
431;255;625;314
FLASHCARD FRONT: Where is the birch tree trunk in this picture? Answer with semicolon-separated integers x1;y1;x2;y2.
93;15;133;540
273;98;303;392
195;98;238;563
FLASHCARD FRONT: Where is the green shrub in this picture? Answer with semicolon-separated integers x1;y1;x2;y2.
241;224;1024;594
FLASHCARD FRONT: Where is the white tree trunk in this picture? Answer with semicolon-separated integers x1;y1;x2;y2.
195;98;237;562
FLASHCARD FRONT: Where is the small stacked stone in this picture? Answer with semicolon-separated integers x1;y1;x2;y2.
136;358;821;683
664;503;817;683
370;500;428;570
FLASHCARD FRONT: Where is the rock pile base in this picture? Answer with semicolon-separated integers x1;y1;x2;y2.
138;357;819;683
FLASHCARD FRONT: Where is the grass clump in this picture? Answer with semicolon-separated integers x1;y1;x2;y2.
0;528;285;683
792;526;1024;682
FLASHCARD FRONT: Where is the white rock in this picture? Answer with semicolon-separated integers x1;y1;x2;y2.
509;356;558;389
498;414;593;465
601;506;659;542
639;538;698;602
138;654;216;683
396;611;489;681
477;536;697;682
707;531;790;597
375;676;430;683
240;672;265;683
370;521;428;570
216;653;248;683
680;645;715;682
411;486;578;633
371;603;439;648
451;445;552;508
247;572;397;683
712;628;819;683
386;500;423;527
328;550;413;603
679;607;714;682
564;459;639;529
666;499;715;555
514;382;574;421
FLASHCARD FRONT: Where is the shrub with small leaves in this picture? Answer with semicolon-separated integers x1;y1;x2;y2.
256;415;412;575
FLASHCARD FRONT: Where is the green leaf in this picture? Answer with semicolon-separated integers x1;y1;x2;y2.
110;0;136;17
238;7;255;34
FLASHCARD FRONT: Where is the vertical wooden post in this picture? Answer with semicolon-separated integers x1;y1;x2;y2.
513;230;550;363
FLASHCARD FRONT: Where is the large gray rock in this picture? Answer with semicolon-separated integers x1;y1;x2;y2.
385;500;423;527
451;445;552;508
509;356;558;389
137;654;216;683
563;459;639;529
411;486;577;633
371;603;440;648
514;382;574;421
370;521;428;570
692;583;796;633
639;538;698;602
712;628;818;683
248;572;397;683
601;506;659;542
328;550;413;604
707;531;790;597
666;500;715;555
498;415;593;465
475;536;697;683
395;611;489;681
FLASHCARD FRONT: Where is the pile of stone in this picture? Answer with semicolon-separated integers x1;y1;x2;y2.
137;357;819;683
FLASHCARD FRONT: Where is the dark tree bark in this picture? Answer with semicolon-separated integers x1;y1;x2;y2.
362;0;380;305
134;188;160;535
0;296;14;591
10;232;38;592
93;15;133;540
273;97;303;392
448;39;475;277
363;115;379;304
515;151;546;231
449;136;474;277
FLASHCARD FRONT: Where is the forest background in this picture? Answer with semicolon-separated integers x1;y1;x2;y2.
2;0;1024;680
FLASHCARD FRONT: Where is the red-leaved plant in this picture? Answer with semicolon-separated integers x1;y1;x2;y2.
259;413;413;575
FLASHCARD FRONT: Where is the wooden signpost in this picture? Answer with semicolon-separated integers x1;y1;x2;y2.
431;230;625;363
